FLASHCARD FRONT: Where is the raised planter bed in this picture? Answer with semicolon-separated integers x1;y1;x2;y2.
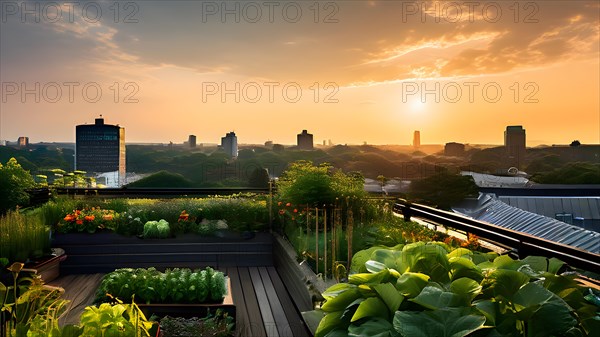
138;278;235;319
53;232;274;273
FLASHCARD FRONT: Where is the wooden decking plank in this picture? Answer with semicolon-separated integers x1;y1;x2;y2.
226;267;252;337
49;273;104;326
266;266;311;337
238;267;267;337
258;267;295;337
249;267;280;337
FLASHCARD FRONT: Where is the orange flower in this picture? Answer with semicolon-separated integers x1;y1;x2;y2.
277;201;282;206
286;202;291;207
291;217;295;221
64;214;75;222
76;220;83;225
102;214;113;221
278;210;285;215
84;215;95;221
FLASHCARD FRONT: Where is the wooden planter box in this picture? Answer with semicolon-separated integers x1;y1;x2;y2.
25;248;67;283
137;278;235;319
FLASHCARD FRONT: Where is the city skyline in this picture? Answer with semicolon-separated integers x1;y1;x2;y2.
1;1;599;145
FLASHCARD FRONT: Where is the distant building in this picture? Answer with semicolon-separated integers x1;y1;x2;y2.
504;125;526;168
18;136;29;148
413;131;420;148
445;142;465;157
75;116;126;186
188;135;197;148
297;130;314;150
264;140;273;149
323;140;326;146
221;132;238;158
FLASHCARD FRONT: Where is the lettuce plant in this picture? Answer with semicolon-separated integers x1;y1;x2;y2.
142;219;170;239
95;267;227;304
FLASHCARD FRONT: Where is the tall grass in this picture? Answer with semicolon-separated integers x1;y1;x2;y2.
0;211;50;263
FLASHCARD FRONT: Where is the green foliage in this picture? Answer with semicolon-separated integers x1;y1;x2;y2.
277;160;364;207
409;172;478;210
159;310;234;337
0;158;36;213
126;170;193;187
95;267;228;304
78;300;155;337
315;243;600;337
531;162;600;184
142;219;170;239
0;211;50;263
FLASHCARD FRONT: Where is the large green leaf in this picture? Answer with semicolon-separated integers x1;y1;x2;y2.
398;243;451;283
315;311;346;337
374;282;404;313
485;269;529;300
321;286;361;312
393;307;486;337
447;248;472;259
365;260;388;274
409;285;463;310
349;269;391;286
323;283;357;301
512;282;578;336
351;297;389;322
395;272;430;298
449;257;483;282
449;277;482;304
348;317;395;337
351;246;387;273
371;248;403;270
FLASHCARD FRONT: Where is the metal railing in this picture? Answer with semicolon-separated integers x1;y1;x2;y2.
393;200;600;272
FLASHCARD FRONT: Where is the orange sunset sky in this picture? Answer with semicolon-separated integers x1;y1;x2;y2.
1;1;599;146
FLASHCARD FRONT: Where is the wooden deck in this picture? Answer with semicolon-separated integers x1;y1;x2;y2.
51;267;311;337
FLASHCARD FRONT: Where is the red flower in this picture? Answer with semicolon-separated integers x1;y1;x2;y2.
278;210;285;215
286;203;291;207
76;220;83;225
293;209;298;213
84;215;95;222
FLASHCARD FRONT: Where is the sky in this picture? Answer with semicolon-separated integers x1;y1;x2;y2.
1;0;599;146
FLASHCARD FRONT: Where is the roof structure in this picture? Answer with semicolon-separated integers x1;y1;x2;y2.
453;194;600;254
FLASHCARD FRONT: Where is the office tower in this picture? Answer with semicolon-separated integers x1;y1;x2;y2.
297;130;314;150
75;116;126;186
504;125;526;168
188;135;197;148
221;132;238;158
413;131;421;148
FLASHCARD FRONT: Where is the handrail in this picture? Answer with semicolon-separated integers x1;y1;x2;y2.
54;187;270;196
393;200;600;272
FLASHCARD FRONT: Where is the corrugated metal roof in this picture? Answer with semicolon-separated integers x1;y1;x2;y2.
498;196;600;220
454;194;600;254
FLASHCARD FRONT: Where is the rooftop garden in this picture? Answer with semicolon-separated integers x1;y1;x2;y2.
0;157;599;336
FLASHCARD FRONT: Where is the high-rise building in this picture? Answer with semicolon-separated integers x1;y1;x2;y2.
445;142;465;157
221;132;238;158
504;125;526;168
188;135;197;148
297;130;314;150
413;131;421;148
75;116;126;186
18;136;29;148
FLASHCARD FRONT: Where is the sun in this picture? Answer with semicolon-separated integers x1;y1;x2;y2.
410;99;427;112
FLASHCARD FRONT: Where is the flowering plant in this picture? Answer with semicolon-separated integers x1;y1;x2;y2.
58;207;119;233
